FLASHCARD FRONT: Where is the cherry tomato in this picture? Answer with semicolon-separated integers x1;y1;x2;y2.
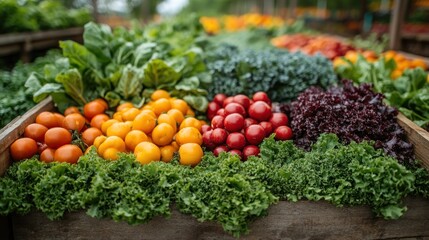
207;102;221;120
44;127;72;149
248;101;272;122
210;128;228;145
216;108;226;117
54;144;83;164
224;103;246;116
40;148;55;163
10;138;38;161
274;126;293;140
211;115;225;129
229;149;242;159
223;97;234;108
242;145;260;160
202;130;216;150
259;121;274;137
232;95;251;109
201;125;212;134
244;118;258;129
213;145;229;157
213;94;227;106
252;92;271;105
24;123;48;142
245;124;265;145
226;132;246;150
224;113;244;132
270;113;289;129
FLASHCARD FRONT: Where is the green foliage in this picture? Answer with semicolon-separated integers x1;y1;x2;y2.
1;134;428;237
205;45;337;101
351;33;389;54
335;56;429;129
0;0;91;34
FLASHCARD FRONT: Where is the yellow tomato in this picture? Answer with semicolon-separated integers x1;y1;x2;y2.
167;109;185;124
97;136;126;159
180;117;202;133
132;113;156;134
160;145;176;162
170;99;188;115
125;130;148;151
116;102;134;112
175;127;203;146
134;142;161;164
121;108;141;121
157;113;178;133
106;122;132;140
179;143;203;166
151;123;174;147
152;98;171;116
101;119;119;135
151;89;170;101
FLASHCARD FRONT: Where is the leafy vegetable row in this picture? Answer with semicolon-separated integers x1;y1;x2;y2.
1;134;427;237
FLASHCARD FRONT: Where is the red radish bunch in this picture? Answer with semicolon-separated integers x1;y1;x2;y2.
203;92;293;160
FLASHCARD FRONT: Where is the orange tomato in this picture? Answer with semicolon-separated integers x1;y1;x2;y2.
122;108;141;121
134;142;161;164
180;117;202;132
175;127;203;146
94;98;109;110
24;123;48;142
151;89;170;101
170;99;188;115
186;108;195;117
125;130;148;151
93;135;107;149
167;109;185;124
106;122;132;140
152;98;172;116
82;127;103;146
63;113;86;132
84;101;106;120
10;138;38;161
157;113;178;133
36;111;62;128
179;143;203;166
151;123;174;146
391;69;403;79
101;119;119;134
132;113;156;134
64;106;80;116
40;148;55;163
411;59;427;70
117;102;134;112
140;109;156;118
97;136;126;158
113;112;123;122
44;127;72;149
160;145;176;163
90;114;110;130
54;144;83;164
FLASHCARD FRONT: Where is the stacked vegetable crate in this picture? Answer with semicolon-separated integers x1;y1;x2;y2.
0;19;429;239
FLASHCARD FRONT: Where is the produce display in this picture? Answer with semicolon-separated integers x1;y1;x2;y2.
1;19;429;238
200;13;284;34
0;0;91;33
271;34;355;60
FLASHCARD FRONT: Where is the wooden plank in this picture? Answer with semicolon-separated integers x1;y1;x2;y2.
389;0;408;50
397;113;429;171
0;28;83;45
0;97;55;176
11;197;429;240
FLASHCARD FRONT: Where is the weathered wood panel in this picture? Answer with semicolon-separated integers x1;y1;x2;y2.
397;113;429;171
11;197;429;240
0;97;54;176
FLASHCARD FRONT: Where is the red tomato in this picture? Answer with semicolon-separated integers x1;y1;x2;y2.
226;132;246;150
83;101;106;120
201;125;212;134
224;113;244;133
252;92;271;105
270;113;289;129
82;127;103;146
213;94;227;107
244;118;258;129
210;128;228;145
213;145;229;156
216;108;227;117
248;101;272;122
259;121;274;137
232;94;251;109
229;149;242;159
54;144;83;164
223;97;234;108
36;112;62;128
44;127;72;149
40;148;55;163
224;103;246;116
10;138;38;161
24;123;48;142
202;130;216;150
245;124;265;145
211;115;225;129
242;145;260;160
207;102;221;120
275;126;293;140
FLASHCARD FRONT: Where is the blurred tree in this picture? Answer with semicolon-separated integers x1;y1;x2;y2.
126;0;165;19
179;0;240;16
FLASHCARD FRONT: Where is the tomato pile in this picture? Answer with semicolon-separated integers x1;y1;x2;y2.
203;92;293;160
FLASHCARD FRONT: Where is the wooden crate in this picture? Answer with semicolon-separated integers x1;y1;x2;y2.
1;98;429;240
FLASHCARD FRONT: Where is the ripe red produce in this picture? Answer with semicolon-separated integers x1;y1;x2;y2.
211;115;225;129
224;103;246;116
10;138;38;161
245;124;265;145
259;121;273;137
232;94;251;109
248;101;272;121
244;118;258;129
223;97;234;107
207;102;221;120
44;127;72;149
224;113;244;132
270;113;289;129
229;149;242;159
213;94;227;106
213;145;229;156
275;126;293;140
24;123;48;142
201;125;212;134
252;92;271;105
216;108;227;117
203;130;216;150
242;145;260;160
210;128;228;145
226;132;246;150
